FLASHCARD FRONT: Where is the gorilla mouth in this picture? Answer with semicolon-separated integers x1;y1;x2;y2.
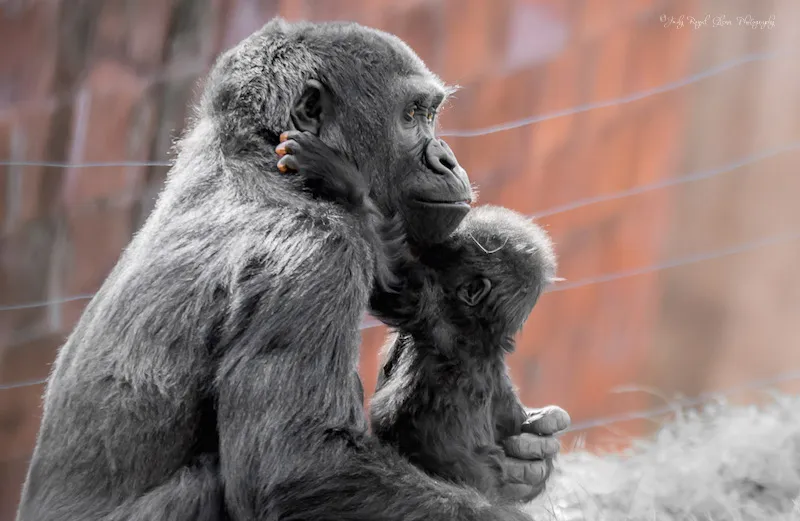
413;199;471;209
406;198;472;245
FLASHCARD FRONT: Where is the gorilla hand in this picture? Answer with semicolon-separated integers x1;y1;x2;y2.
276;130;369;211
276;130;407;295
523;405;571;435
497;405;571;503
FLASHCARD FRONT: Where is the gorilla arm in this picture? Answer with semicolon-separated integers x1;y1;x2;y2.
214;214;529;521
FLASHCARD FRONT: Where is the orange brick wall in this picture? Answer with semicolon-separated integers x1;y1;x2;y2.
0;0;700;516
650;0;800;406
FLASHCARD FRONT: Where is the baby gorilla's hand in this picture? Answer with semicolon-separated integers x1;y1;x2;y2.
496;406;571;504
523;405;571;434
276;130;367;210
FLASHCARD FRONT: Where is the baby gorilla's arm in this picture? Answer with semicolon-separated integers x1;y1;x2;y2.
410;432;507;498
369;385;509;501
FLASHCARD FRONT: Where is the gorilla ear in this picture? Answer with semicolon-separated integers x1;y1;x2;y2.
457;277;492;307
291;79;331;135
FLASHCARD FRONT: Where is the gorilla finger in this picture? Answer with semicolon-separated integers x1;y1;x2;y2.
277;156;299;174
281;130;321;148
495;483;538;504
502;457;550;486
502;433;560;460
279;130;304;142
522;405;571;435
275;139;299;157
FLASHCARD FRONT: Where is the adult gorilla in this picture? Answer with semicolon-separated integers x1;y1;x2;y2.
17;19;562;521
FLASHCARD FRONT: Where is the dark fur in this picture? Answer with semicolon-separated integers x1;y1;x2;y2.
16;19;535;521
274;129;409;295
370;205;558;503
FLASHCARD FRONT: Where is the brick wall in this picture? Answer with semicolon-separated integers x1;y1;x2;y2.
4;0;798;517
651;0;800;404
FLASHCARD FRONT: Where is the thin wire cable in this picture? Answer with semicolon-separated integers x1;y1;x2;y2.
3;230;796;315
5;365;800;430
0;51;794;389
5;370;800;473
2;229;797;391
566;369;800;433
439;51;784;138
0;160;172;168
532;141;800;219
0;316;382;389
546;230;800;294
0;294;96;312
0;50;788;170
0;60;209;120
1;140;793;314
0;377;48;391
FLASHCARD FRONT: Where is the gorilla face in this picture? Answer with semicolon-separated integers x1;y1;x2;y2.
206;19;473;245
387;77;474;246
286;25;474;246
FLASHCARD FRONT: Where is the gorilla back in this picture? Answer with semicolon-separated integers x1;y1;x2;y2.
16;19;532;521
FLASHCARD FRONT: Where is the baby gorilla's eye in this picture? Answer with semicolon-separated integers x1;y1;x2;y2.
405;107;416;121
426;112;434;123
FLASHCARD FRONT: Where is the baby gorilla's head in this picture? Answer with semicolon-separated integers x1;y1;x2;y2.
374;205;558;351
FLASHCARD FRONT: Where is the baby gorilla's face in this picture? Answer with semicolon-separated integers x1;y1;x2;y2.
421;205;558;336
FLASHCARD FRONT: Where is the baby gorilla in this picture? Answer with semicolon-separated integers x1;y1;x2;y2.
369;205;567;503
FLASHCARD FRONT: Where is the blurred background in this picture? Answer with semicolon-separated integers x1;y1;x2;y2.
0;0;798;518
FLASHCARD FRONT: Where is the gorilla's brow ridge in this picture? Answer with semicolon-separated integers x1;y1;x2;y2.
400;76;454;106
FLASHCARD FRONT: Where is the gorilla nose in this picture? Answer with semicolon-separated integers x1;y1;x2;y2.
425;138;460;176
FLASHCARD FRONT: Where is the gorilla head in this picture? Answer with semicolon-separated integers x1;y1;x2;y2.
372;205;558;347
202;18;473;245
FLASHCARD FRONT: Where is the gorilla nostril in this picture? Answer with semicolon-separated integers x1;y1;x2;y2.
425;138;459;175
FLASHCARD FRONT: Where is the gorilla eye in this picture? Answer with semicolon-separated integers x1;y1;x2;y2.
426;112;434;123
405;107;416;121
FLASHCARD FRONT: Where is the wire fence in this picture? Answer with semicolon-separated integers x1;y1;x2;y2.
2;226;798;393
0;49;792;169
1;49;798;440
5;367;800;436
565;369;800;433
2;140;798;316
6;367;798;470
